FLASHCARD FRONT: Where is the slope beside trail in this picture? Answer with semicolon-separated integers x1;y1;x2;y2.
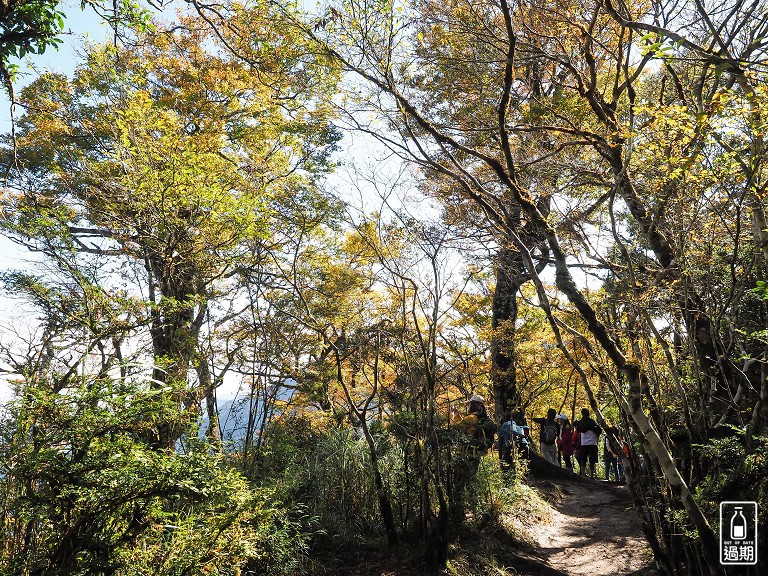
526;477;659;576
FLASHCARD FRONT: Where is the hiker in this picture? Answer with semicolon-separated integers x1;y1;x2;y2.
557;418;576;472
637;453;650;486
570;422;583;473
513;411;531;459
603;429;620;481
576;408;601;478
450;394;496;520
452;394;497;457
533;408;560;465
513;411;530;437
617;439;629;481
499;412;529;466
616;450;625;482
511;410;531;459
555;413;568;466
498;412;514;466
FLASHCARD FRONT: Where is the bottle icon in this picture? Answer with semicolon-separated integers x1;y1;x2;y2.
731;507;747;540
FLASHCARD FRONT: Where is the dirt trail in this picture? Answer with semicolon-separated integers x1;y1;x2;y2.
529;479;658;576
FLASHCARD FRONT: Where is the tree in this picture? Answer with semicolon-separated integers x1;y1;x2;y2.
1;14;339;446
296;0;768;572
1;0;65;90
0;286;303;575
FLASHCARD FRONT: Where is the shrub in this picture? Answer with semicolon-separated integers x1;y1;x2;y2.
0;382;306;576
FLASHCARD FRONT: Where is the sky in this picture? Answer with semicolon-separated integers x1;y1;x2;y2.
0;2;112;129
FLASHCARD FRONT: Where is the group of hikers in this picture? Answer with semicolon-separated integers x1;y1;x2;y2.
454;395;629;481
528;407;628;480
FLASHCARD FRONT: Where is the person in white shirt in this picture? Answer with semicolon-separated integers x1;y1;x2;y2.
575;408;601;478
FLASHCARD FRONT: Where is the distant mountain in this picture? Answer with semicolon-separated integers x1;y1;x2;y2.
198;384;295;445
199;397;259;443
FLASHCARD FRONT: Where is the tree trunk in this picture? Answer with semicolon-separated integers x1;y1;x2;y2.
146;253;207;448
748;190;768;434
361;424;399;546
491;246;525;419
197;358;222;449
621;365;724;576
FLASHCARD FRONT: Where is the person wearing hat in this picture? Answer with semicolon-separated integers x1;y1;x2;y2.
466;394;486;413
452;394;495;453
450;394;497;521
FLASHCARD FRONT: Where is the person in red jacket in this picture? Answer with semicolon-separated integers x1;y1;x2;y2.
571;425;583;474
557;420;576;472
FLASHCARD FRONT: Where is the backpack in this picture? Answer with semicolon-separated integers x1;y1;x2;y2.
499;420;513;449
475;415;497;452
542;422;558;445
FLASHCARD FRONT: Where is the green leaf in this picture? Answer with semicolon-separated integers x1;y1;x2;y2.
754;280;768;300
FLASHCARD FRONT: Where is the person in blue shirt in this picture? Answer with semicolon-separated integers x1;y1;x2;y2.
499;410;530;467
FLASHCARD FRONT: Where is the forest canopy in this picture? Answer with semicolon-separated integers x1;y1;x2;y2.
0;1;766;575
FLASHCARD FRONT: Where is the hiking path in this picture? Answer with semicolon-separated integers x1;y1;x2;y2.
525;478;659;576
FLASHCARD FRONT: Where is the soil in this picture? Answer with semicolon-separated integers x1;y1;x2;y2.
527;477;659;576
